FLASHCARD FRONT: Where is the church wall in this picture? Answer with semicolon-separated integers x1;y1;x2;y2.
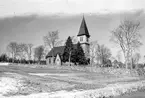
46;57;55;65
55;54;61;65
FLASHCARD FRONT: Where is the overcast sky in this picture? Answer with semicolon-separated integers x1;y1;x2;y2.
0;0;145;16
0;0;145;62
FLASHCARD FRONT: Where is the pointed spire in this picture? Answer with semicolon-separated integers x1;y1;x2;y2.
77;16;90;38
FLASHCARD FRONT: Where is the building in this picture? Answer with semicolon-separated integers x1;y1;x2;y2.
46;16;90;65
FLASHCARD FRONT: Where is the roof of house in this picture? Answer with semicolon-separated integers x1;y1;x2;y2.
77;16;90;38
46;44;78;58
46;46;65;58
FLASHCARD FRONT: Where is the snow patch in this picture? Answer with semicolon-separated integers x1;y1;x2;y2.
0;77;19;95
29;73;76;77
0;63;10;66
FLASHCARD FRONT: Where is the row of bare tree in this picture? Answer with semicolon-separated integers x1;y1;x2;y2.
90;41;112;66
6;42;46;64
7;42;33;62
111;19;142;69
89;19;143;69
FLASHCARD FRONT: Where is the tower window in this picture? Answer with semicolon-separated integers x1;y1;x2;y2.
80;37;83;41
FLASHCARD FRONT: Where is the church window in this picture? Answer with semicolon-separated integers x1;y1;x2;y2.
80;37;83;41
49;58;51;64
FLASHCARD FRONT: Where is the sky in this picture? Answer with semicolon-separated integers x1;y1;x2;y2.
0;0;145;62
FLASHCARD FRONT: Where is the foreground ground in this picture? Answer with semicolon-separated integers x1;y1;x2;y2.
114;90;145;98
0;63;145;98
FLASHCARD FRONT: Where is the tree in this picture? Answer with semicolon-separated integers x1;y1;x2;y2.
17;43;28;61
104;59;112;67
111;19;142;69
34;45;44;64
112;60;119;68
7;42;19;62
95;44;112;66
71;36;78;44
132;53;141;69
27;44;33;61
62;36;74;65
90;41;98;65
43;30;61;64
74;42;87;65
116;51;122;62
0;54;8;62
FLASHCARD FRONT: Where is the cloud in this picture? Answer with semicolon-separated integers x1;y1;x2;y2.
1;0;145;17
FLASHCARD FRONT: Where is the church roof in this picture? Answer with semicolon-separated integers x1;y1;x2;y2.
77;16;90;38
46;46;65;58
46;44;77;58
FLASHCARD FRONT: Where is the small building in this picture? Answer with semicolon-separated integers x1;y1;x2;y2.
46;16;91;65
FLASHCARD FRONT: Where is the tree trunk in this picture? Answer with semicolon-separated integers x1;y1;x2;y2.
124;53;129;69
52;46;55;65
123;51;130;69
69;51;71;66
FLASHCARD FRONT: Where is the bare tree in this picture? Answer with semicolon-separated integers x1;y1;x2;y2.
7;42;19;62
95;44;112;66
43;30;61;64
71;36;78;44
132;53;141;69
27;44;33;61
90;41;98;66
43;30;59;49
16;43;29;62
116;51;122;62
111;19;142;69
34;45;44;64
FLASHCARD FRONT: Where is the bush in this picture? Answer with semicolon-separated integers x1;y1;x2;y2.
40;60;46;65
136;68;145;76
112;60;119;68
138;64;145;69
118;62;125;68
0;54;8;62
103;59;112;67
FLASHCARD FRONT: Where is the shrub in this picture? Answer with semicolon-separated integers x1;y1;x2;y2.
0;54;8;62
138;64;145;69
118;62;125;68
136;68;145;76
40;60;46;65
112;60;119;68
103;59;112;67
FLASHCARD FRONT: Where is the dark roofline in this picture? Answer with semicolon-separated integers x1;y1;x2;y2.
46;46;65;58
46;44;78;59
77;16;90;38
77;34;90;37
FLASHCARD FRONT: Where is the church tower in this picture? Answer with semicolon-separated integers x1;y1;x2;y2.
77;16;90;58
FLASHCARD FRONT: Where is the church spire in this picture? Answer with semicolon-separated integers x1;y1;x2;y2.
77;16;90;38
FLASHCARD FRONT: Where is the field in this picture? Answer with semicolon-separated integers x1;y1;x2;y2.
0;64;144;98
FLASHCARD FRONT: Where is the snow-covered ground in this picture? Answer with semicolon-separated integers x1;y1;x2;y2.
0;75;145;98
0;77;19;95
29;73;77;77
0;63;10;66
0;64;144;98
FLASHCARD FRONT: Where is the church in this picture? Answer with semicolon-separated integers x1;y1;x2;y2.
46;16;90;65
